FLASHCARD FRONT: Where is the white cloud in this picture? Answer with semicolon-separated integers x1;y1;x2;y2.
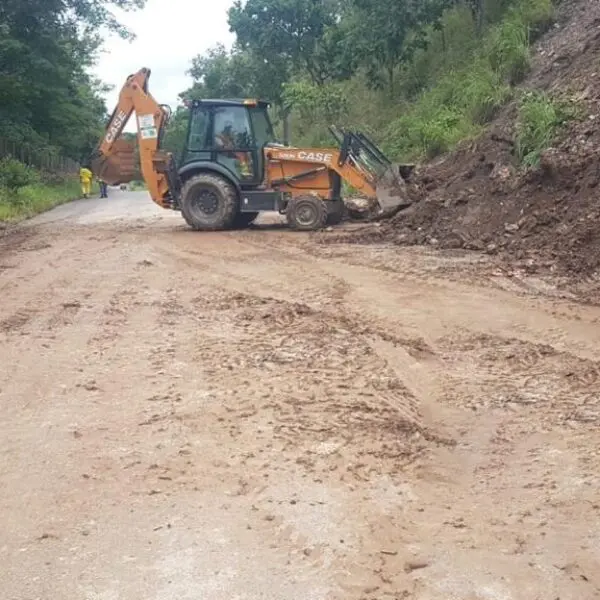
93;0;235;122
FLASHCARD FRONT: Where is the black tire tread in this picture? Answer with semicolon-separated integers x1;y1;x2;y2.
286;195;328;231
180;173;238;231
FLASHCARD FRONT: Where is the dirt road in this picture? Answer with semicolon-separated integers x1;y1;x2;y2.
1;190;599;600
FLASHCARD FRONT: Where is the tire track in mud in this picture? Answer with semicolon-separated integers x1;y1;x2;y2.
3;216;600;600
0;235;137;418
99;263;448;492
119;280;458;598
435;332;600;428
181;289;449;481
347;326;600;599
235;238;600;599
0;232;176;567
143;230;600;475
158;229;600;362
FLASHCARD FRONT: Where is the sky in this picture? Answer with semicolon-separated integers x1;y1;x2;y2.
93;0;235;114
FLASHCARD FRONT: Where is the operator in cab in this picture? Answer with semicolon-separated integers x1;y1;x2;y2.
215;119;252;179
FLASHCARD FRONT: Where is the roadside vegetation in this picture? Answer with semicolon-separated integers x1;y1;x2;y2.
0;179;80;221
128;180;148;191
0;1;146;220
164;0;559;164
515;91;579;166
0;158;80;221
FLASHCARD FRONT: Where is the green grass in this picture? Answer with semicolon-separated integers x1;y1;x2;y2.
380;0;553;161
381;62;512;160
515;91;577;166
0;178;81;221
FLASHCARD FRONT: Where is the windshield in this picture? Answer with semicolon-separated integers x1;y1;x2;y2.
249;106;277;147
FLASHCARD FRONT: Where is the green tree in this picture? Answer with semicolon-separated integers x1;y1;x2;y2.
0;0;146;160
182;43;292;142
347;0;446;95
184;43;288;105
228;0;351;86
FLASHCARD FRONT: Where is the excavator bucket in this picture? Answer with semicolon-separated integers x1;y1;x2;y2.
351;131;414;216
330;127;414;218
375;163;415;215
91;138;140;185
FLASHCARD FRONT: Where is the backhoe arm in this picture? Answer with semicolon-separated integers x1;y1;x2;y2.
91;68;173;209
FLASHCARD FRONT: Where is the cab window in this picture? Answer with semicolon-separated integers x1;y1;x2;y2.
188;106;210;151
213;106;253;149
249;106;276;148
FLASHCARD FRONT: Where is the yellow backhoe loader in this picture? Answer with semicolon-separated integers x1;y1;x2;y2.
91;68;413;231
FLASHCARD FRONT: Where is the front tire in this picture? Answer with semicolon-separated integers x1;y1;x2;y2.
286;195;327;231
180;173;238;231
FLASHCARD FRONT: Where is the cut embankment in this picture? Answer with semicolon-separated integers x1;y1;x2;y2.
331;0;600;284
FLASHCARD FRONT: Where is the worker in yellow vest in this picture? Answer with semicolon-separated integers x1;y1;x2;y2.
79;165;93;199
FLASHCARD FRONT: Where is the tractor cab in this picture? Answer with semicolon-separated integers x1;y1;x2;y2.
180;98;279;187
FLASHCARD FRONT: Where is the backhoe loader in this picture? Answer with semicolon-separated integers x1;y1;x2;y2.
91;68;413;231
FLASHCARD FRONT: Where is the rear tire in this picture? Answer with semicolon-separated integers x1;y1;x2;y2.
180;173;238;231
286;195;327;231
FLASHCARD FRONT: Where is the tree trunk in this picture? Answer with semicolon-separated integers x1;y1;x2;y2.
474;0;485;34
282;109;290;146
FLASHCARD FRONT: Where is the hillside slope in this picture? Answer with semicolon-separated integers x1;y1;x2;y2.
356;0;600;280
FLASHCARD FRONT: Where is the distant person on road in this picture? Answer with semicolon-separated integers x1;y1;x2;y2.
99;178;108;199
79;165;93;199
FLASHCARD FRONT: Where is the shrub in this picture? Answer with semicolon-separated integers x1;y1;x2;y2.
0;177;80;220
515;91;576;167
488;17;531;84
283;81;349;126
383;104;477;160
39;171;68;186
460;65;512;124
417;107;476;158
518;0;555;39
0;157;39;192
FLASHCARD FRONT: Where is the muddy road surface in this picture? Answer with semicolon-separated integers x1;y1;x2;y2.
1;190;599;600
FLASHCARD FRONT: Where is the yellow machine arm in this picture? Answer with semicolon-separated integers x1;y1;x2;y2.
91;68;173;208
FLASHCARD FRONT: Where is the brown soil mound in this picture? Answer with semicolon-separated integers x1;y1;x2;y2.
350;0;600;278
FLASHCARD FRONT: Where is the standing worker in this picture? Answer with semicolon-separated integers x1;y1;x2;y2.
99;178;108;199
79;165;93;199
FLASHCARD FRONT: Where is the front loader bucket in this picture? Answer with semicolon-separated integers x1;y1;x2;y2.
91;138;140;185
331;127;415;219
375;163;415;216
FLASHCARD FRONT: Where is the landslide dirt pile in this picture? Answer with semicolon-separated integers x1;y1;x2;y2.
370;0;600;276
